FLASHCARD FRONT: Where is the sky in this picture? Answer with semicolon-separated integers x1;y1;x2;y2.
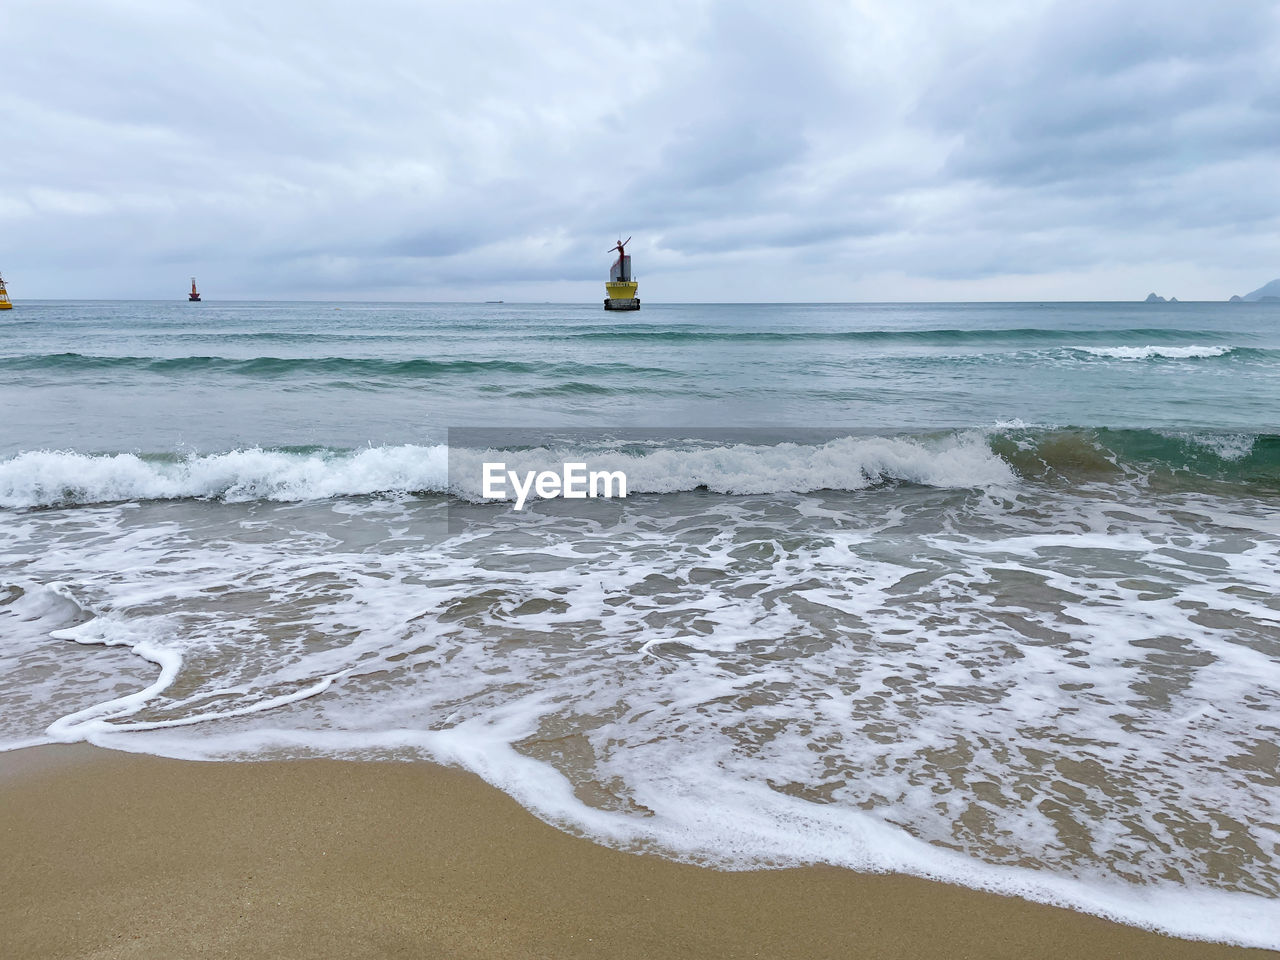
2;0;1278;301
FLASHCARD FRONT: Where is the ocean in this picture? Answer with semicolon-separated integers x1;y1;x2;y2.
2;300;1278;947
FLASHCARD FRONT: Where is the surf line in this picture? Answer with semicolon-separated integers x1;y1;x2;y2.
482;462;627;511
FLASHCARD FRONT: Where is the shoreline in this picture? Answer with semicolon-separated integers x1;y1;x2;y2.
2;744;1274;960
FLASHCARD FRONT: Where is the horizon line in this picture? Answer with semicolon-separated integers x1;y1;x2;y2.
3;297;1272;306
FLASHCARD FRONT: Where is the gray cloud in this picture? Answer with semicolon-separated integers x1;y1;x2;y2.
1;0;1277;301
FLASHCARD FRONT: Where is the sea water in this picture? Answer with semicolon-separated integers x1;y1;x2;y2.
1;301;1278;946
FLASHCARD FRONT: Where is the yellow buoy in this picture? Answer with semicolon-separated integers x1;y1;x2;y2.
604;237;640;311
0;272;12;310
605;280;638;299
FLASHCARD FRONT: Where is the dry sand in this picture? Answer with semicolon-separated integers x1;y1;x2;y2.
1;744;1273;960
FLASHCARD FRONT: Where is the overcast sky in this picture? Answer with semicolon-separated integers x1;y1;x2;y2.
3;0;1278;301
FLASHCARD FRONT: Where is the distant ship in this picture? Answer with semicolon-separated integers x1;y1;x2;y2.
604;237;639;311
188;277;201;302
0;272;11;310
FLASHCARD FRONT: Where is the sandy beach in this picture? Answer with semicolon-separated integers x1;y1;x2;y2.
0;744;1271;960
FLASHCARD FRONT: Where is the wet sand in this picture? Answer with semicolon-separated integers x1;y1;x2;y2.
1;744;1273;960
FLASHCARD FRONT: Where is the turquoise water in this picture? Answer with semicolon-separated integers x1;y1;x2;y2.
1;300;1279;947
2;300;1278;456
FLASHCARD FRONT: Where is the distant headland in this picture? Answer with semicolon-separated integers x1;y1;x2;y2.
1143;278;1280;302
1229;278;1280;302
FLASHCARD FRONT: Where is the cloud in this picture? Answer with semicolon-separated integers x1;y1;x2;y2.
1;0;1277;300
923;0;1280;185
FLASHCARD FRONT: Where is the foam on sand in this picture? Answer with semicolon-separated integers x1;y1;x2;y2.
2;483;1277;948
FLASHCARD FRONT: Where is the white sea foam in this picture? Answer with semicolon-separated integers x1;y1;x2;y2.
0;435;1014;509
1172;431;1258;460
0;578;158;752
2;480;1278;947
0;445;451;509
1072;344;1234;360
452;433;1015;499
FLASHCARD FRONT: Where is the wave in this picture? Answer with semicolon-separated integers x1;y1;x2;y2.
0;435;1012;509
0;446;450;508
990;427;1279;489
0;354;679;379
0;340;1266;385
2;428;1277;509
542;326;1261;346
507;381;627;397
1070;345;1236;360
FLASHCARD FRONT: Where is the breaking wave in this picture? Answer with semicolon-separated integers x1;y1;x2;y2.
0;446;450;508
1070;345;1236;360
1;428;1277;509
